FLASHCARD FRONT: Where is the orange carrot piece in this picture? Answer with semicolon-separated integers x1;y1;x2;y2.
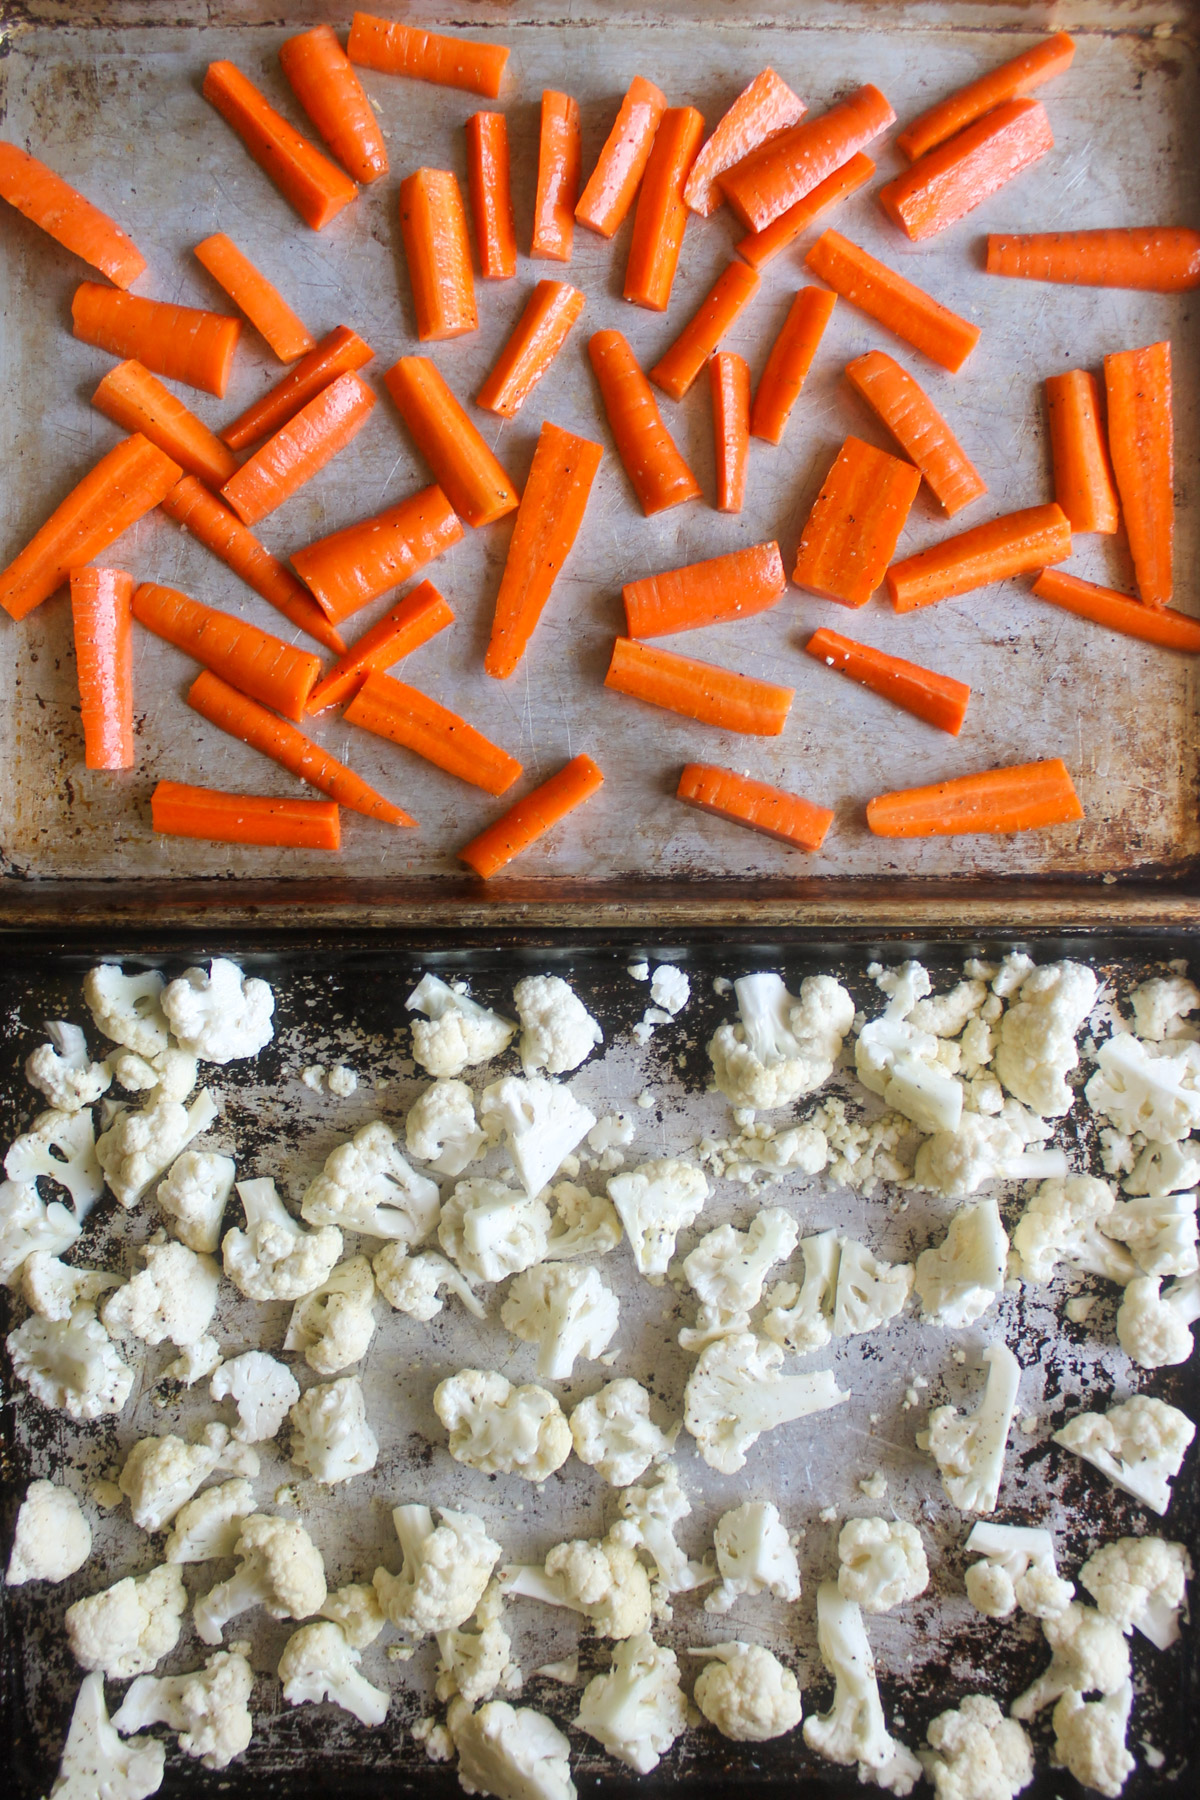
220;325;374;452
867;758;1083;838
575;77;668;239
677;762;833;852
720;85;894;234
398;168;477;342
92;360;237;491
0;435;182;623
220;371;375;528
684;70;806;218
845;349;986;516
347;13;509;99
291;483;464;626
306;580;454;713
879;98;1053;242
793;436;921;608
735;152;874;271
385;356;518;528
624;106;705;312
194;234;315;363
650;261;761;402
72;283;241;399
70;567;134;770
0;141;145;288
588;330;700;517
1104;341;1173;608
605;637;793;736
132;581;322;720
897;31;1075;163
886;502;1072;613
458;753;604;879
1031;568;1200;653
750;286;835;445
466;112;517;279
279;23;388;185
623;541;785;638
532;91;581;262
202;59;358;231
710;352;750;515
1045;371;1119;535
806;230;980;373
151;779;341;849
344;673;522;795
477;281;586;417
805;625;969;734
986;227;1200;293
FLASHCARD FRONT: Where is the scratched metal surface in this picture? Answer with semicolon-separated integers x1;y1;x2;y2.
0;1;1197;889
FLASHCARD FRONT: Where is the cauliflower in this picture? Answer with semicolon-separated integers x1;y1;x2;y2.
481;1076;597;1199
1051;1682;1135;1798
321;1582;387;1649
605;1157;709;1285
1102;1190;1199;1277
544;1180;622;1261
1086;1032;1200;1141
501;1263;620;1379
762;1229;839;1353
914;1198;1008;1328
692;1642;802;1743
920;1695;1034;1800
438;1178;551;1284
962;1522;1073;1620
194;1513;327;1644
803;1582;921;1794
101;1240;219;1347
407;973;516;1076
909;978;990;1039
96;1091;219;1210
680;1208;799;1346
1011;1602;1131;1719
435;1370;572;1482
616;1461;710;1595
837;1517;929;1614
913;1109;1068;1200
446;1695;575;1800
20;1250;119;1320
0;1177;80;1283
833;1238;914;1337
705;1500;801;1614
49;1673;165;1800
1130;973;1200;1041
406;1079;487;1175
1115;1272;1200;1367
436;1582;521;1705
918;1343;1022;1515
160;958;274;1062
992;959;1097;1115
26;1021;112;1113
374;1503;501;1636
684;1331;849;1473
856;964;964;1135
5;1479;92;1584
162;1477;256;1564
301;1120;440;1241
284;1254;378;1374
7;1308;134;1420
373;1242;485;1320
278;1620;389;1726
1011;1176;1136;1285
289;1374;379;1485
506;1530;653;1639
112;1651;254;1769
706;1117;829;1185
65;1563;188;1679
1053;1394;1195;1516
514;975;603;1075
1078;1535;1192;1650
575;1633;687;1771
154;1148;234;1253
569;1379;675;1487
118;1424;259;1532
110;1046;198;1102
6;1107;105;1216
709;971;854;1110
210;1349;300;1442
1122;1136;1200;1200
222;1177;342;1302
84;965;169;1060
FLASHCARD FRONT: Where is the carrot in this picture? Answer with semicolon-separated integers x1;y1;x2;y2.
1045;371;1119;535
187;669;413;826
684;70;806;217
588;330;700;516
466;113;517;279
719;85;895;234
879;99;1053;242
531;91;581;261
649;261;761;402
0;435;182;623
279;23;388;185
605;637;793;736
384;356;518;529
623;541;785;637
344;673;522;796
202;60;358;232
306;580;454;714
806;229;980;373
1104;341;1173;608
805;625;970;734
866;758;1083;838
71;284;241;399
458;753;604;879
151;780;341;850
735;153;874;271
897;31;1075;163
291;484;464;627
750;286;835;445
193;234;315;363
398;168;477;342
710;352;751;514
220;371;375;528
0;141;146;288
485;422;603;680
132;581;322;721
476;281;587;417
624;106;705;311
346;13;509;100
1031;568;1200;653
91;360;237;490
986;227;1200;293
677;763;834;852
70;567;134;770
845;349;986;516
886;502;1072;613
793;436;921;608
575;77;668;239
219;325;374;452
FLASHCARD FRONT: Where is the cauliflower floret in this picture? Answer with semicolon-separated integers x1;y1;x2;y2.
210;1350;300;1443
918;1343;1022;1515
963;1522;1073;1621
406;1079;487;1176
373;1242;486;1320
1011;1176;1136;1285
160;959;274;1063
284;1255;377;1374
506;1530;653;1639
762;1229;839;1353
110;1046;198;1103
708;972;854;1110
436;1582;521;1705
575;1633;687;1771
446;1695;575;1800
569;1379;676;1487
163;1478;256;1564
96;1092;218;1209
514;975;603;1076
1102;1190;1199;1277
920;1695;1034;1800
837;1518;929;1614
481;1076;596;1200
616;1461;710;1596
1051;1682;1135;1798
20;1250;119;1320
438;1178;552;1284
501;1263;620;1380
66;1563;188;1679
606;1157;709;1285
913;1109;1067;1200
84;965;169;1060
374;1503;501;1637
706;1500;801;1615
914;1198;1008;1328
278;1620;389;1726
407;974;516;1077
709;1118;829;1184
909;979;990;1039
1011;1602;1131;1720
1130;974;1200;1041
162;1335;222;1388
1085;1033;1200;1142
6;1479;92;1584
154;1148;235;1253
693;1642;802;1743
856;964;965;1135
6;1107;105;1217
1053;1395;1195;1516
26;1022;112;1113
289;1375;379;1485
1078;1536;1192;1650
833;1238;914;1337
101;1240;219;1347
222;1177;343;1302
194;1513;327;1645
803;1582;921;1794
434;1370;572;1482
680;1208;799;1346
321;1582;387;1649
1115;1272;1200;1367
7;1308;134;1420
50;1672;165;1800
118;1424;259;1532
684;1331;849;1474
991;959;1096;1115
544;1180;623;1260
0;1177;80;1283
112;1651;254;1769
301;1120;441;1242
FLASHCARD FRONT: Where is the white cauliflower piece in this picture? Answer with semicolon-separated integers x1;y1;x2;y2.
616;1461;710;1595
118;1424;259;1532
680;1208;799;1346
26;1022;112;1113
1011;1602;1131;1719
20;1250;119;1320
505;1530;652;1639
918;1343;1021;1515
301;1119;440;1242
1115;1272;1200;1367
110;1046;198;1102
210;1350;300;1443
1102;1190;1199;1277
833;1238;914;1337
101;1240;219;1347
920;1695;1034;1800
481;1076;596;1200
436;1582;520;1705
1131;973;1200;1041
162;1335;222;1388
222;1177;342;1302
284;1254;377;1374
84;965;169;1060
65;1563;187;1679
96;1092;218;1209
914;1198;1008;1328
112;1651;254;1769
321;1582;387;1649
1011;1176;1136;1285
438;1178;551;1284
544;1180;622;1260
606;1157;709;1285
575;1633;687;1771
160;959;274;1063
838;1518;929;1614
963;1522;1073;1621
856;963;965;1134
711;1118;829;1184
7;1308;134;1420
692;1642;802;1743
6;1107;104;1217
406;1079;487;1175
684;1331;849;1473
6;1479;92;1584
1051;1682;1135;1798
446;1694;575;1800
407;974;516;1077
708;972;854;1110
1053;1395;1195;1516
569;1379;675;1487
514;975;603;1076
49;1673;164;1800
650;964;690;1014
705;1500;801;1615
1079;1535;1192;1650
373;1241;485;1320
1085;1033;1200;1141
163;1478;256;1564
278;1620;389;1726
288;1374;379;1485
374;1503;501;1636
913;1109;1067;1200
154;1148;235;1253
762;1229;839;1353
434;1370;571;1482
909;979;989;1039
0;1177;80;1283
992;959;1097;1115
501;1263;620;1380
194;1513;327;1645
803;1582;921;1794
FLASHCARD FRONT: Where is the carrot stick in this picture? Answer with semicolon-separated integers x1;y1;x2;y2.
1045;371;1119;535
398;168;477;341
306;580;454;713
684;70;806;217
458;753;604;879
897;31;1075;163
346;13;510;99
466;112;517;279
91;360;238;490
623;542;785;638
793;436;921;608
886;502;1072;613
187;668;413;825
677;763;834;852
879;99;1053;242
193;234;315;363
219;325;374;452
220;371;375;528
1031;568;1200;653
650;261;761;402
710;352;750;514
866;758;1083;838
70;567;134;770
132;581;323;721
71;283;241;399
624;106;705;311
720;85;895;233
384;356;518;529
202;60;358;232
151;780;341;850
750;286;835;445
735;152;874;271
476;281;586;417
588;330;701;516
605;637;793;735
575;77;668;239
291;484;464;626
531;91;581;262
1104;340;1173;608
986;227;1200;293
806;229;980;373
159;476;346;656
344;673;522;795
805;625;970;734
0;141;146;288
279;23;388;185
0;435;182;623
845;349;986;516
